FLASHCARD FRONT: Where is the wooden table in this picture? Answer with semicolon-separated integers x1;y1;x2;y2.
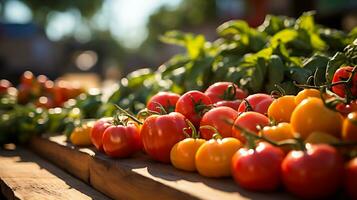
27;135;297;200
0;144;109;200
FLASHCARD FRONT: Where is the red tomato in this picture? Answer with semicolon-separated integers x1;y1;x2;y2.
332;66;357;98
147;92;180;113
34;96;55;109
204;82;246;103
199;107;238;140
237;93;273;115
37;75;48;89
345;157;357;199
281;144;343;199
336;101;357;116
90;118;113;151
21;71;35;86
0;79;11;94
231;111;270;143
17;84;31;104
214;99;242;110
231;142;285;191
175;90;212;128
102;122;142;158
140;112;188;163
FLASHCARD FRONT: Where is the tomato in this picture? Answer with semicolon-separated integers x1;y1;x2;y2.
147;91;180;113
70;121;94;146
175;90;212;128
305;132;340;144
0;79;11;94
294;89;320;105
21;71;35;86
141;112;188;163
336;101;357;116
231;111;270;143
37;75;48;88
237;93;273;115
213;99;242;110
17;84;31;104
332;66;357;98
102;121;142;158
290;97;343;139
34;96;55;109
90;117;113;151
204;82;246;103
342;112;357;141
231;142;285;191
268;95;296;123
195;137;242;177
260;123;294;142
345;157;357;199
170;138;206;171
199;107;238;140
281;144;343;199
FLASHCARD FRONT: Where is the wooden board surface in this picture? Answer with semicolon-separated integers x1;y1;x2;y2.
0;144;110;200
29;135;297;200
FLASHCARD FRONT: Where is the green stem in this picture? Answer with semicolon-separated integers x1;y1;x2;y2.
114;105;143;125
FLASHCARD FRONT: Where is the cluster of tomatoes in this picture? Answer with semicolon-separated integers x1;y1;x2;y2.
87;78;357;199
15;71;84;108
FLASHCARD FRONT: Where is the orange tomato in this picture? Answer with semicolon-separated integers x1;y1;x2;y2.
170;138;206;171
290;97;343;139
268;96;296;123
342;112;357;141
260;123;294;142
195;137;242;177
295;89;320;105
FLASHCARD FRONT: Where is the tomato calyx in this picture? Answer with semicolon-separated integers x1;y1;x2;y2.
219;84;237;101
191;97;212;116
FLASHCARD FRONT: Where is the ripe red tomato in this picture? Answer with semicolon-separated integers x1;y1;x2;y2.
281;144;343;199
17;84;31;104
0;79;11;94
175;90;212;128
336;101;357;116
332;66;357;98
237;93;273;115
345;157;357;199
102;122;142;158
21;71;35;86
147;92;180;113
214;99;242;110
204;82;246;103
231;111;270;143
140;112;188;163
231;142;285;191
90;118;113;151
199;107;238;140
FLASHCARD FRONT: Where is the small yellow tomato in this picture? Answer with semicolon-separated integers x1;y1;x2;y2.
342;112;357;141
195;137;242;177
70;121;94;146
268;96;296;123
290;97;343;139
260;123;294;142
305;131;340;144
170;138;206;171
295;89;321;105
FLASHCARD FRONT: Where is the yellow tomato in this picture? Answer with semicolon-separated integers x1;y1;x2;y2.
295;89;321;105
342;112;357;141
195;137;242;177
170;138;206;171
268;96;296;123
290;97;343;139
70;121;94;146
260;123;294;142
305;131;340;144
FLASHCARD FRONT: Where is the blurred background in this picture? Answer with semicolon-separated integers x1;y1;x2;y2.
0;0;356;86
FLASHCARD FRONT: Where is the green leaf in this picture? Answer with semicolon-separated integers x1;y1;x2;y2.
270;29;299;48
326;52;347;83
217;20;250;37
295;11;316;33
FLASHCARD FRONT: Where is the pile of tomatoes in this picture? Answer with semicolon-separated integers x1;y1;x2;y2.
87;76;357;199
15;71;84;108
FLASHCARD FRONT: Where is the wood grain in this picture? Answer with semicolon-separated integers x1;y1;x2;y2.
0;145;110;200
28;136;297;200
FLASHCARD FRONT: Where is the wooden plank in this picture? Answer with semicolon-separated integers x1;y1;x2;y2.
0;145;110;200
29;136;297;200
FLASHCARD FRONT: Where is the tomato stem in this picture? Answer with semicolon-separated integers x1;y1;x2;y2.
114;105;143;125
184;119;200;139
151;101;168;115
